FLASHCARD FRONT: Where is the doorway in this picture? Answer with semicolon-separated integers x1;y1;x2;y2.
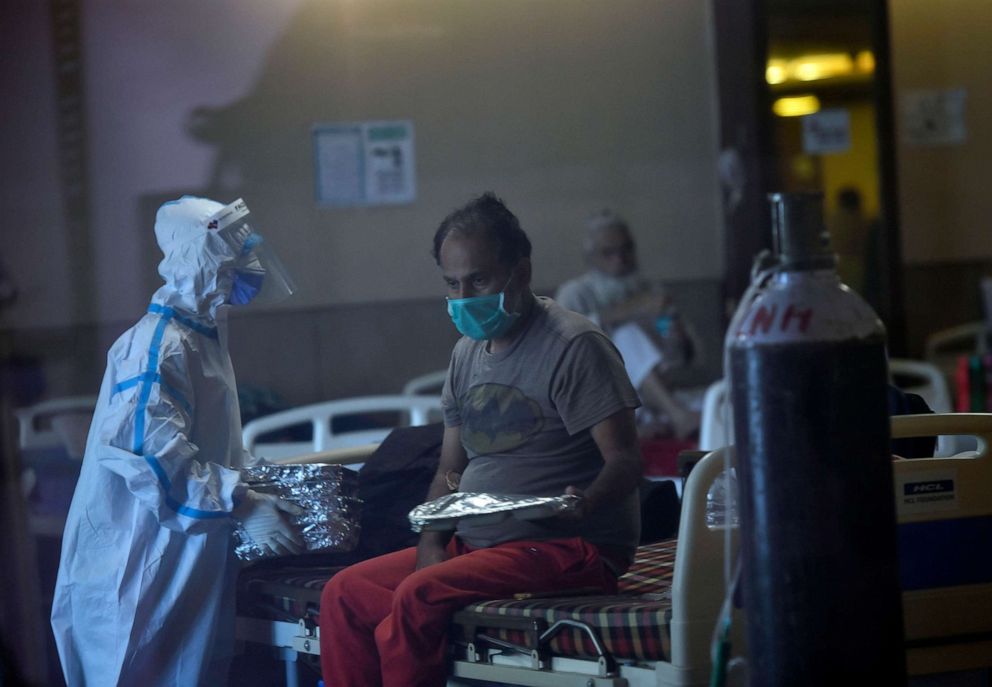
714;0;906;352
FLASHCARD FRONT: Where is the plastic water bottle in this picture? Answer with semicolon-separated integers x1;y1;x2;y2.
705;467;739;529
655;308;691;369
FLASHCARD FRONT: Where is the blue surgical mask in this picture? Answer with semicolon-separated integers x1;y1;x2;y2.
229;269;264;305
446;277;519;340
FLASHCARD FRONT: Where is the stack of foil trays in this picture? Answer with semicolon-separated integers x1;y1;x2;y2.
409;492;579;532
234;463;362;561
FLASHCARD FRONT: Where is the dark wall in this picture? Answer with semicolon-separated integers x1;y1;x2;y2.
902;260;991;358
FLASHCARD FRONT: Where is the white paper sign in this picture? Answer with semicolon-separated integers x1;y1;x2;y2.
802;108;851;154
314;120;416;206
901;88;967;146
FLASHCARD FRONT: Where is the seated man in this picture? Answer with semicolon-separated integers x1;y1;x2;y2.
319;193;643;687
556;209;699;439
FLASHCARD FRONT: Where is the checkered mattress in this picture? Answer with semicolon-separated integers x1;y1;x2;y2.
237;538;678;661
455;538;677;661
237;564;345;622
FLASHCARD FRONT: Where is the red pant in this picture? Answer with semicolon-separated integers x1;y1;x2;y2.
319;537;617;687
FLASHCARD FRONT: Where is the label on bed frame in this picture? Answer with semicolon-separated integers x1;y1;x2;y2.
896;469;959;515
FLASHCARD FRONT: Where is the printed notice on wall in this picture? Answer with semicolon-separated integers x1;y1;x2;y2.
801;108;851;154
901;89;967;146
313;120;416;206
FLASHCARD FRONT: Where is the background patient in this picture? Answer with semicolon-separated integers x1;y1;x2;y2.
556;209;700;439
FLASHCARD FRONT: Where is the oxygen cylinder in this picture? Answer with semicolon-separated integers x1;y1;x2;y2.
726;193;905;685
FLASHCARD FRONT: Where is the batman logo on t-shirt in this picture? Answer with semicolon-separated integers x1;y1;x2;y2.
461;383;543;455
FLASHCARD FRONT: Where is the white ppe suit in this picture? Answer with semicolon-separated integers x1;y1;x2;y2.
51;196;261;686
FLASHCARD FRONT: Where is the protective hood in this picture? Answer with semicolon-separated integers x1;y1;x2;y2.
151;196;245;321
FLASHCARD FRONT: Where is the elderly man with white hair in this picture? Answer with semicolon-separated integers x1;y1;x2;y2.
555;209;699;439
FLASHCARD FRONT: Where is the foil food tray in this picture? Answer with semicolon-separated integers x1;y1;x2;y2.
409;492;580;532
235;463;362;561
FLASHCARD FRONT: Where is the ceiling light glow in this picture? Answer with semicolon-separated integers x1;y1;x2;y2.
773;94;821;117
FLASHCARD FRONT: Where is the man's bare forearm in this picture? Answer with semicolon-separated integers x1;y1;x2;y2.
580;452;642;513
416;425;467;554
580;408;643;513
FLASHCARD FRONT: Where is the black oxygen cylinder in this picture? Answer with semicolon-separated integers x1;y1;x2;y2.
726;193;906;685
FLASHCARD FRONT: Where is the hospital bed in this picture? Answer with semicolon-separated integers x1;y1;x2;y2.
893;413;992;675
233;413;992;686
14;396;97;685
402;369;448;396
699;360;957;452
242;394;443;462
15;395;96;536
234;440;735;687
925;321;988;372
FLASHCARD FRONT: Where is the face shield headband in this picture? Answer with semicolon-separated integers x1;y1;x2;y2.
207;198;297;306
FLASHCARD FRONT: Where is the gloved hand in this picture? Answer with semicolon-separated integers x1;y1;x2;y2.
234;489;306;556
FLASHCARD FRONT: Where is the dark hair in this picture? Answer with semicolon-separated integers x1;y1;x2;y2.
431;192;532;266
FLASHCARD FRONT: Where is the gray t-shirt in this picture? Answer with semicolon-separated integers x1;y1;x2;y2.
442;297;642;565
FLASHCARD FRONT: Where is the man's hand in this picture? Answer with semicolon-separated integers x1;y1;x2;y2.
556;485;587;521
413;425;467;570
415;531;450;570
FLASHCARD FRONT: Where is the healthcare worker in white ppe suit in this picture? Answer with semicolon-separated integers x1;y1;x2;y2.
51;196;304;686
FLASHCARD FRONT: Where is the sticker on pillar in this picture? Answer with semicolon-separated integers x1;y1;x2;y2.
901;89;967;146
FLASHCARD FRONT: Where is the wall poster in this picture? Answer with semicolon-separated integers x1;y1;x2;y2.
313;120;416;206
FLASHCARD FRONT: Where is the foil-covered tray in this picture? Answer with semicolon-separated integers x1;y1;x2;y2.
234;463;362;561
409;492;580;532
240;462;358;492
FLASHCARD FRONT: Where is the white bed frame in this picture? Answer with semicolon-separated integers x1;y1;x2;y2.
241;394;442;462
892;413;992;675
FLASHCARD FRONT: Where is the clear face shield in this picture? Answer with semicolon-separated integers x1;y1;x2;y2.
207;198;297;306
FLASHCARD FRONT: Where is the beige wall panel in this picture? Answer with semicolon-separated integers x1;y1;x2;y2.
890;0;992;264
